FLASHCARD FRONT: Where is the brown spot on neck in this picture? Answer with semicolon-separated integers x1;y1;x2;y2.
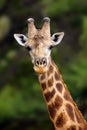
48;95;63;119
75;110;82;123
67;125;77;130
83;125;87;130
64;90;73;102
48;104;56;119
56;82;63;93
55;71;60;81
41;82;46;90
47;65;54;76
40;74;45;81
54;95;63;110
66;103;75;122
78;126;83;130
48;76;54;87
44;89;55;102
55;112;67;128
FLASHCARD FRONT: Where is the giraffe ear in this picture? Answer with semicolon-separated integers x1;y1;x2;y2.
14;34;28;46
51;32;64;46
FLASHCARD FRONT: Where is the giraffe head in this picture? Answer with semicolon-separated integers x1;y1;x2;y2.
14;17;64;74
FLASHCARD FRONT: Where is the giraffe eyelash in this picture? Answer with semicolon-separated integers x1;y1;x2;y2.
26;46;32;51
49;45;54;50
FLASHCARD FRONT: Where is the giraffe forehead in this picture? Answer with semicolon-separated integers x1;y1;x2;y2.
33;29;51;39
27;30;52;47
29;37;51;46
28;38;51;58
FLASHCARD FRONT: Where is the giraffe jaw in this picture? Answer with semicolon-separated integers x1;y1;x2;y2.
33;66;48;74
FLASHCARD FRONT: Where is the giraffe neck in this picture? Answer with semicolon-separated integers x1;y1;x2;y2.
38;58;87;130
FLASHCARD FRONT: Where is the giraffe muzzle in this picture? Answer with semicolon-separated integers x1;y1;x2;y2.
34;57;48;74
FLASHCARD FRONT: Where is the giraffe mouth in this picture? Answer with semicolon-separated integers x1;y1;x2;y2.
34;66;48;74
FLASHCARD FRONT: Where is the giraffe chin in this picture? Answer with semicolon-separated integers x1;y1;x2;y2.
34;66;48;74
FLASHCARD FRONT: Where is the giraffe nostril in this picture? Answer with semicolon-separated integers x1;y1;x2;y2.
35;57;47;67
36;60;39;65
42;58;47;66
35;58;40;66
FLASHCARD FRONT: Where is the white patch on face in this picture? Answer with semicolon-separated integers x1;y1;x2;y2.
29;47;51;65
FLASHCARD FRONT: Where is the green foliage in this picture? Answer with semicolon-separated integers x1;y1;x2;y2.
0;16;11;40
0;0;6;8
0;0;87;129
80;16;87;55
42;0;70;16
63;58;87;97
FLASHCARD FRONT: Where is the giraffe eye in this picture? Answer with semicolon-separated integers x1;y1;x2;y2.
26;46;32;51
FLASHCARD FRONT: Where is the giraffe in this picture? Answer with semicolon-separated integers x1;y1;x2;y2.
14;17;87;130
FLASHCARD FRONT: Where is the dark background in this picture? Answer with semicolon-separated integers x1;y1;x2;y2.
0;0;87;129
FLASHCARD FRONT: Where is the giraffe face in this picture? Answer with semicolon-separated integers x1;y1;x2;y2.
14;17;64;74
26;33;52;74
